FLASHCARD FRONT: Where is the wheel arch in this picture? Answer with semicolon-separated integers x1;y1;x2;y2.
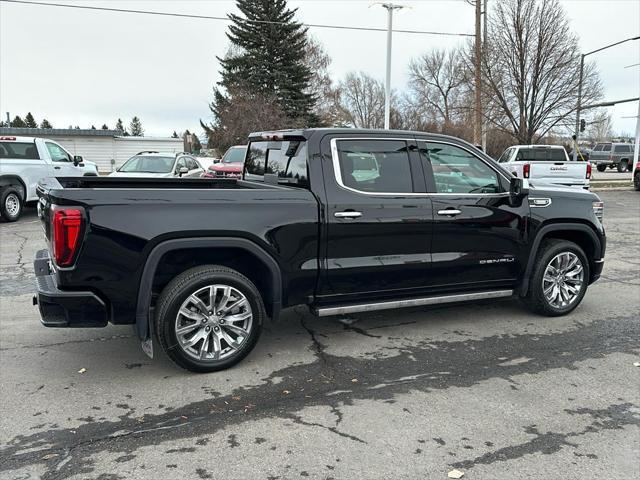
0;175;27;200
135;237;282;340
520;223;603;296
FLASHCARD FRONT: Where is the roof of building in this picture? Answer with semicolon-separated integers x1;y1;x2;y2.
0;127;123;137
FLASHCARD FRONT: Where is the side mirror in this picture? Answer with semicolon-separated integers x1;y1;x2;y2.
73;155;83;166
178;166;189;177
509;177;529;206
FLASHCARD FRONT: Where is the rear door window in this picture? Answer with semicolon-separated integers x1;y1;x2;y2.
614;145;631;153
0;141;40;160
335;139;413;193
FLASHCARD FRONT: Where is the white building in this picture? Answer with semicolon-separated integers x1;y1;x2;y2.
0;127;184;173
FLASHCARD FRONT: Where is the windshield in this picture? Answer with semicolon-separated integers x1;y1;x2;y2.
222;146;247;164
119;155;175;173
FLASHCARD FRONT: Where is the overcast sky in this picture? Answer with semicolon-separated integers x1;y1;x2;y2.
1;0;638;138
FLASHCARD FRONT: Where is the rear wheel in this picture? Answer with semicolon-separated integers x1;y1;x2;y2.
596;164;607;172
0;187;23;222
523;239;589;316
155;265;264;373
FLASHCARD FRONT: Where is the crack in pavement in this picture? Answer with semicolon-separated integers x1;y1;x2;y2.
0;314;638;479
285;413;367;444
450;403;640;470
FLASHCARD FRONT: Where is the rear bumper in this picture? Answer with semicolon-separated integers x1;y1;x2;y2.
33;249;108;328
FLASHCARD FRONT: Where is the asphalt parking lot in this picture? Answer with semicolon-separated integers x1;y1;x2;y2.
0;190;638;480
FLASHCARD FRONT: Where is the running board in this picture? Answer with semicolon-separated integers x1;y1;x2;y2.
313;290;514;317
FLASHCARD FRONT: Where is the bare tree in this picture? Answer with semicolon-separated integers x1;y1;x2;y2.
586;110;613;142
409;48;467;131
338;72;387;129
481;0;602;144
304;36;344;126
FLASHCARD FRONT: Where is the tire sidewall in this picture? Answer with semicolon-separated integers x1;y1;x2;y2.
532;241;590;316
0;188;22;222
158;269;264;372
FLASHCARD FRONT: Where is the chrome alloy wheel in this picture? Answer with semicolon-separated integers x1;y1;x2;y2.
542;252;584;309
174;284;253;361
5;193;20;217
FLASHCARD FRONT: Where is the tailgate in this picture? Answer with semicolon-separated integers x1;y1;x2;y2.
35;178;60;242
530;161;587;180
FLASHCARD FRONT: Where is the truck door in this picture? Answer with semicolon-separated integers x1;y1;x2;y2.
418;140;528;289
318;135;433;302
44;141;82;176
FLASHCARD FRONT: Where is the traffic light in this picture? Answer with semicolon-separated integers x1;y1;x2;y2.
580;119;586;132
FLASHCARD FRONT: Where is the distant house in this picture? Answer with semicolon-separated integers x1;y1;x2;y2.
0;127;184;173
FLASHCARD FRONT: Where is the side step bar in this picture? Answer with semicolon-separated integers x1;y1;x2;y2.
313;290;514;317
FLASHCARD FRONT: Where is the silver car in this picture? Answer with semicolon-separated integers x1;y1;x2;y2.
109;152;205;178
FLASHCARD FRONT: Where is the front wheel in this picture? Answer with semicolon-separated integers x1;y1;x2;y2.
154;265;264;372
523;239;589;316
596;164;607;172
617;160;628;173
0;187;23;222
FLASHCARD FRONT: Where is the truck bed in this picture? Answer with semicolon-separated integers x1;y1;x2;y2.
49;176;282;190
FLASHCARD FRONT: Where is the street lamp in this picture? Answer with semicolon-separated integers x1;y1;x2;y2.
573;36;640;161
376;3;405;130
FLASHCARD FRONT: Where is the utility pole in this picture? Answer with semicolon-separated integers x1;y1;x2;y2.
481;0;488;152
473;0;482;145
574;36;640;161
633;99;639;179
379;3;404;130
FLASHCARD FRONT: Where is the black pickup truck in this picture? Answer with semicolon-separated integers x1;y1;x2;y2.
34;128;606;372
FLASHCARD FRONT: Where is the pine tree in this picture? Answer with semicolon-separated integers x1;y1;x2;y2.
129;116;144;136
115;118;126;133
10;116;26;128
24;112;38;128
171;131;179;138
40;119;53;129
212;0;315;124
91;125;96;130
101;124;109;130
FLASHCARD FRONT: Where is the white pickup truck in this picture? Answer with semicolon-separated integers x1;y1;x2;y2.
0;136;98;221
497;145;590;190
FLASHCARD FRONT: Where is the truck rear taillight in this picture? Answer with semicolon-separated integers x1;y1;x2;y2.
586;163;592;179
523;163;530;178
52;207;84;267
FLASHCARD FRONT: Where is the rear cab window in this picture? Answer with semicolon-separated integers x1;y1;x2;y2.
0;140;40;160
515;148;567;162
245;139;309;187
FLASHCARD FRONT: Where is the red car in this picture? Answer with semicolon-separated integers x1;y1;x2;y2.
635;160;640;191
202;145;247;179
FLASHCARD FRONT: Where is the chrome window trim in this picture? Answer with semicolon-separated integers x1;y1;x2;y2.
329;137;510;197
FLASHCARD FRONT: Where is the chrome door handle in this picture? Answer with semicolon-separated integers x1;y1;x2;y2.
334;211;362;219
437;209;462;217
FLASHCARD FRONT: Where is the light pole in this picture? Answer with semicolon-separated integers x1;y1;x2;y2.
573;36;640;161
378;3;404;130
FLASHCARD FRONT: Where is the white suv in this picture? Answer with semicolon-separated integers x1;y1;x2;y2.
0;136;98;221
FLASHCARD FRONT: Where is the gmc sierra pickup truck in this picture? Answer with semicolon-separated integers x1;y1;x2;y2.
33;129;606;373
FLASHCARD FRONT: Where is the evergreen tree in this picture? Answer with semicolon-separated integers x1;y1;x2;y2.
171;131;179;138
129;116;144;136
10;116;26;127
91;125;96;130
101;124;109;130
24;112;38;128
115;118;126;133
40;119;53;129
208;0;315;130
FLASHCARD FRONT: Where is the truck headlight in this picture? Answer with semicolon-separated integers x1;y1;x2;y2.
592;201;604;222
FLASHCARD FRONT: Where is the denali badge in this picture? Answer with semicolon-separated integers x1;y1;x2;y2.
479;258;515;265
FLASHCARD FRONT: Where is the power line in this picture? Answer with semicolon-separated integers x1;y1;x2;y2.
0;0;474;37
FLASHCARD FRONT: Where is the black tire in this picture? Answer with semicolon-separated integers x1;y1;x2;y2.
634;172;640;191
617;160;628;173
154;265;264;373
596;164;607;172
0;186;23;222
522;239;590;317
